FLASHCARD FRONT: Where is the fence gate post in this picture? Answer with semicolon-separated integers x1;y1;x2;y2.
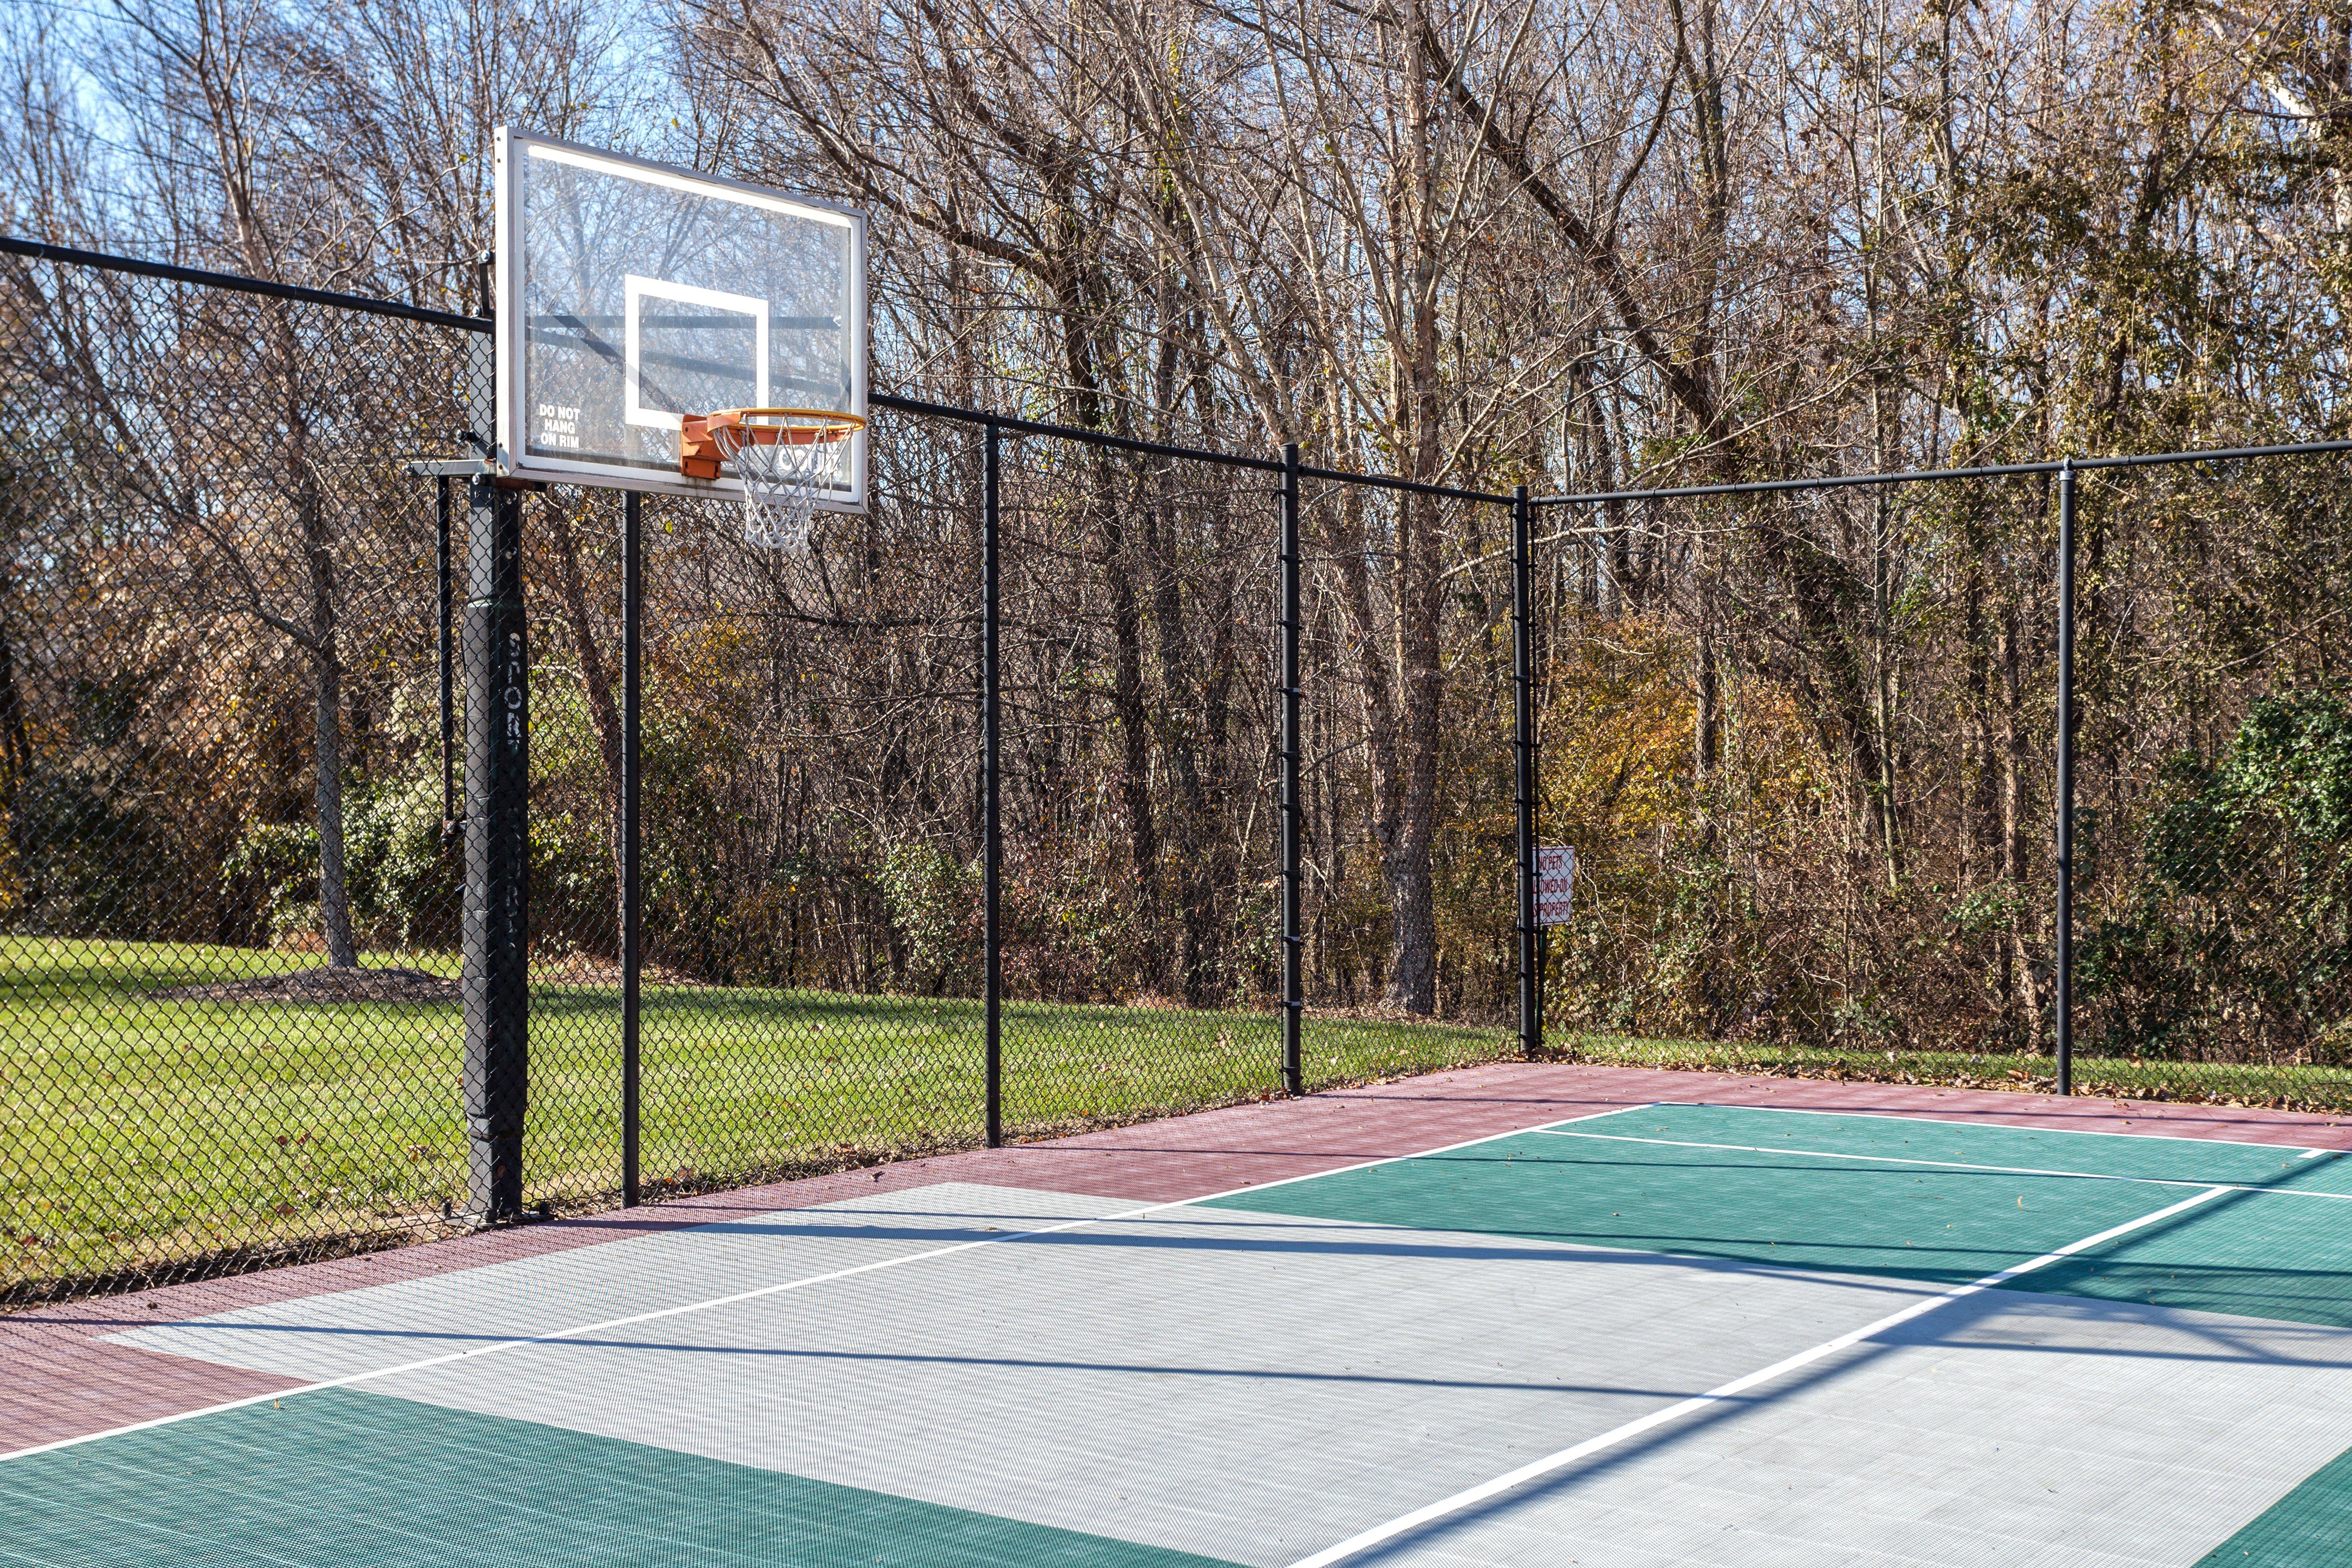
622;490;642;1205
1514;485;1538;1058
984;422;1004;1148
462;476;529;1220
1280;443;1303;1096
2055;459;2075;1096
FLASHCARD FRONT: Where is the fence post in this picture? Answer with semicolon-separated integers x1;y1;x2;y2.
437;476;456;838
1281;443;1303;1096
462;477;528;1221
2055;458;2075;1096
984;422;1004;1148
622;490;642;1206
1514;485;1538;1058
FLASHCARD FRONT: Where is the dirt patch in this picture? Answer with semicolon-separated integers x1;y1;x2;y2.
150;966;461;1005
529;955;703;988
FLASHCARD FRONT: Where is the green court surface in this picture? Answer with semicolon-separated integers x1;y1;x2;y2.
10;1099;2352;1566
0;1389;1239;1568
2196;1442;2352;1568
1206;1103;2352;1314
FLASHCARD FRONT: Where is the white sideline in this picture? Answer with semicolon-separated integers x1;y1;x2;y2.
1535;1127;2352;1199
0;1105;1649;1464
1280;1183;2236;1568
1691;1097;2350;1152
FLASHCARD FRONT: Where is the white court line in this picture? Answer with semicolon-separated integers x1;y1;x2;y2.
1281;1183;2237;1568
1533;1127;2352;1199
0;1105;1652;1464
1682;1097;2352;1153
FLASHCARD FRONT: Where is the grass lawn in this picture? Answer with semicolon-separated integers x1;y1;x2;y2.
15;936;2351;1304
2;937;1511;1300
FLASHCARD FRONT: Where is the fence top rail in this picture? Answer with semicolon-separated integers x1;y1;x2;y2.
1533;439;2352;507
873;392;1512;503
1;234;488;333
0;232;1505;506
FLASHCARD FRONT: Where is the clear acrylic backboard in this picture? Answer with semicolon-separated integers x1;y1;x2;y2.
492;127;868;504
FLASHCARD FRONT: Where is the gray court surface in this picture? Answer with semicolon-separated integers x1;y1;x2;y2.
116;1181;1951;1564
1381;1287;2352;1566
103;1176;2352;1566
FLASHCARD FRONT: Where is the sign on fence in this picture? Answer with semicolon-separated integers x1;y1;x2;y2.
1537;845;1575;926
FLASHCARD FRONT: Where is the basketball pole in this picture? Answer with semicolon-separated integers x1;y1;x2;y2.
462;474;529;1221
983;422;1003;1149
622;490;642;1206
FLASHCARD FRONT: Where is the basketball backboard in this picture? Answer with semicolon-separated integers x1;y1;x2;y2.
492;128;867;505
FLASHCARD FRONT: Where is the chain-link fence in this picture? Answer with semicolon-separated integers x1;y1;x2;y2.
1533;459;2352;1111
1294;481;1522;1085
9;237;2352;1311
1535;475;2062;1083
2066;457;2352;1107
624;408;989;1195
0;244;1533;1308
0;247;495;1300
991;435;1285;1128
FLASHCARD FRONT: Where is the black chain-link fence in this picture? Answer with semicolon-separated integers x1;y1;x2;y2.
0;245;1530;1308
992;436;1283;1128
8;238;2352;1312
625;410;989;1194
2067;457;2352;1106
1295;481;1522;1082
0;249;494;1299
1535;462;2352;1111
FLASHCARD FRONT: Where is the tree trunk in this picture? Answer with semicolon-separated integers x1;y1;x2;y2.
1998;600;2043;1046
1325;483;1399;996
298;465;357;969
1383;486;1444;1014
1695;584;1720;848
0;568;31;918
546;499;626;949
1381;0;1446;1015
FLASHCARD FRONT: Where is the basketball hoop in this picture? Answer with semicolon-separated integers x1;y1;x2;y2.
689;408;865;550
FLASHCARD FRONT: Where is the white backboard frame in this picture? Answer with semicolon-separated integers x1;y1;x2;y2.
492;127;868;505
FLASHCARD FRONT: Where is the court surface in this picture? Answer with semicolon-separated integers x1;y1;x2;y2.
7;1065;2352;1566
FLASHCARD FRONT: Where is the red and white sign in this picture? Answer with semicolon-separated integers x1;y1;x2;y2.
1537;845;1576;926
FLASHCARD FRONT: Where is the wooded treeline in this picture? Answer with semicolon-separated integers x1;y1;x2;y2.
2;0;2348;1059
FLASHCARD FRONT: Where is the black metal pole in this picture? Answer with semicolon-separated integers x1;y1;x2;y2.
462;477;528;1221
1514;485;1537;1059
622;491;642;1206
2055;459;2075;1097
984;423;1003;1149
437;476;455;837
1281;443;1303;1096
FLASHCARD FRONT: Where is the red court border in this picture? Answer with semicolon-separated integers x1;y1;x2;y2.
8;1061;2350;1452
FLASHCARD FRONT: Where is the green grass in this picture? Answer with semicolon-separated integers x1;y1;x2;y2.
17;935;2348;1304
1;937;1510;1300
1556;1031;2352;1114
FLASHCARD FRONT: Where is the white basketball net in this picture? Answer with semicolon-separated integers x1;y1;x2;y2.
706;410;862;550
